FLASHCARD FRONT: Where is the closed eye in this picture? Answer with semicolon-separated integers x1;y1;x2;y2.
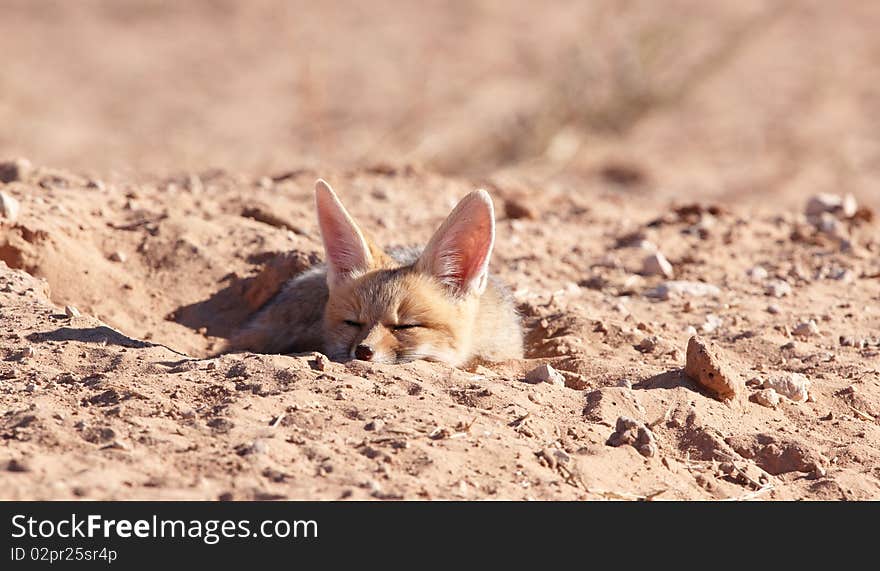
343;320;363;328
392;324;422;331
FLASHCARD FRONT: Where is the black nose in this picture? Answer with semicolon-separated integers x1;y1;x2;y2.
354;344;374;361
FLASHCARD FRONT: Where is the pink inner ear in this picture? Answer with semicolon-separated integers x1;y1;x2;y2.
315;183;371;281
437;225;492;288
420;193;495;294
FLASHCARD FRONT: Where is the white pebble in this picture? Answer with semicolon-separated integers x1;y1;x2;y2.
763;372;810;402
641;252;674;278
806;193;856;218
701;314;723;333
747;266;769;282
792;320;819;337
0;191;20;223
646;281;720;300
753;388;781;408
765;280;792;298
525;364;566;387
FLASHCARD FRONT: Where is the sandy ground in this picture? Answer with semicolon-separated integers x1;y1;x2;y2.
1;0;880;500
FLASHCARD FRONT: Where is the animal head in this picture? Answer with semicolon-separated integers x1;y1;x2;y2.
314;179;495;365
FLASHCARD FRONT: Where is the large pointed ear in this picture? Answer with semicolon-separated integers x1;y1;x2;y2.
315;179;374;288
415;189;495;296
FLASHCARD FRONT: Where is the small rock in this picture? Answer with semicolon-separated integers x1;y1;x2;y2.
634;335;658;353
109;251;127;263
310;353;329;371
21;347;36;359
6;458;30;472
815;213;842;236
830;268;854;283
646;281;721;300
504;198;536;220
684;325;698;336
0;158;31;183
751;388;781;409
792;320;819;337
365;418;385;432
641;252;674;278
607;416;658;458
701;314;723;333
64;305;81;318
747;266;769;282
842;194;858;218
839;336;856;347
767;304;781;315
236;440;269;456
763;372;810;403
684;336;741;401
765;280;792;298
0;191;20;223
806;193;857;219
525;364;566;387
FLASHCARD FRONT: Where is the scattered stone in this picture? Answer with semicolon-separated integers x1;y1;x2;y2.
701;314;723;334
21;347;36;360
235;440;269;456
684;336;741;401
815;213;843;236
641;252;674;278
634;335;658;353
765;280;792;298
806;193;857;219
310;353;328;371
747;266;769;282
108;251;127;263
86;179;106;191
762;373;810;403
64;305;81;318
524;364;565;387
504;198;536;220
766;304;781;315
830;268;854;283
0;191;20;223
792;320;819;337
684;325;698;336
365;419;385;432
841;194;858;218
607;416;658;458
0;158;31;183
646;281;721;300
751;388;781;409
6;458;30;472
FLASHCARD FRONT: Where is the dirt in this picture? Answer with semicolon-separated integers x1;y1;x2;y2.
2;0;880;500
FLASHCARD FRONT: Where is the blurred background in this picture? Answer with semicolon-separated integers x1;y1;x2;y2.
1;0;879;206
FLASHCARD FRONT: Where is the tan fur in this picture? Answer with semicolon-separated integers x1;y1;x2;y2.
225;181;523;366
